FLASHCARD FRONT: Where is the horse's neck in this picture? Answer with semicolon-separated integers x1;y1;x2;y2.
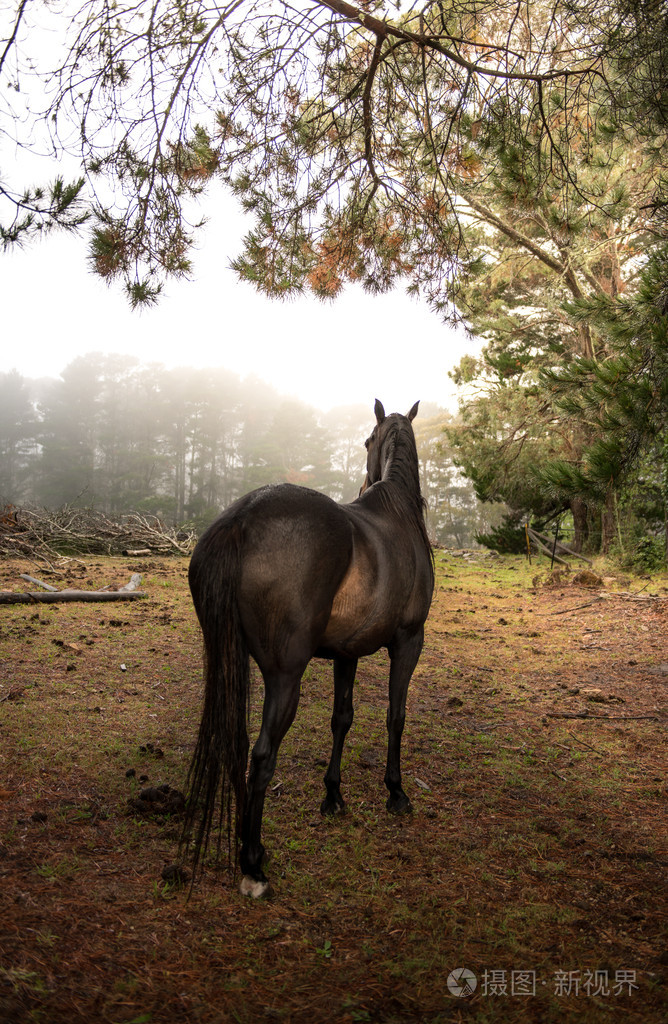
382;431;423;510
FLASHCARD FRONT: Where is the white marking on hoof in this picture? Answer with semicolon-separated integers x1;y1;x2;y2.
240;875;271;899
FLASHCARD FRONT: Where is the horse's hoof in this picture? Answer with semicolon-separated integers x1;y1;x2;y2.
240;875;272;899
386;795;413;816
320;796;346;816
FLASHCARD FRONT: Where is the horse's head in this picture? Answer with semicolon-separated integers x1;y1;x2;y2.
360;399;419;493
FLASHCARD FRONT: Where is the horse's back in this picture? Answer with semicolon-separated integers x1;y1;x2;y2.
189;481;432;668
190;484;355;671
239;484;354;588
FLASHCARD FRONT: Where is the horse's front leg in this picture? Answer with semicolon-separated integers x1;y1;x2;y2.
321;656;357;816
385;627;424;814
239;673;301;898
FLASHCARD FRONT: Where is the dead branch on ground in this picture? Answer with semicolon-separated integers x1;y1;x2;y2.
0;504;196;561
545;712;660;721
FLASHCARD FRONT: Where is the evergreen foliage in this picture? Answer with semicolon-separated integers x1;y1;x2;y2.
537;247;668;562
474;515;536;555
446;49;667;559
0;1;635;305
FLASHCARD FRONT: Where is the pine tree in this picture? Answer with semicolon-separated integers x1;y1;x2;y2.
447;70;667;552
540;247;668;562
0;1;628;304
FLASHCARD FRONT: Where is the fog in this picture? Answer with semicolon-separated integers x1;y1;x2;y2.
0;354;499;547
2;188;476;413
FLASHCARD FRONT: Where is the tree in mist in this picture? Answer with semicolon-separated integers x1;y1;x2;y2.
90;355;166;513
0;355;487;545
414;404;505;546
0;370;36;502
232;376;282;497
323;404;369;502
37;356;102;506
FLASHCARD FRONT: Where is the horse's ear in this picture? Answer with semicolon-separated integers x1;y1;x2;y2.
374;399;386;424
407;401;419;422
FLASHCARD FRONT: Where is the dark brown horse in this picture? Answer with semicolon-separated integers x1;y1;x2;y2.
182;400;434;897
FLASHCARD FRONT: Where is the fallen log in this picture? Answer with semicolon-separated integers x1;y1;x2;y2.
1;573;145;604
0;590;146;604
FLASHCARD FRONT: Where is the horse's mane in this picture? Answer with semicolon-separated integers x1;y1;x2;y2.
377;421;435;586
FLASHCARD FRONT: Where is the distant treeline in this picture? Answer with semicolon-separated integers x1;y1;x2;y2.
0;354;503;546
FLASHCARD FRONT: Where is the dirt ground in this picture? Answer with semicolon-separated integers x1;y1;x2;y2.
0;551;666;1023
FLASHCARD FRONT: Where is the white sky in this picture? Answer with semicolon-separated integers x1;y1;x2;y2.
0;3;483;416
1;185;479;413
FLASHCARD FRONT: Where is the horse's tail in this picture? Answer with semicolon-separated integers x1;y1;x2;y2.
180;517;250;881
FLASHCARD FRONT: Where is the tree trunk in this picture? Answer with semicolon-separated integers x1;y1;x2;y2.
570;496;588;553
600;486;617;555
174;420;186;522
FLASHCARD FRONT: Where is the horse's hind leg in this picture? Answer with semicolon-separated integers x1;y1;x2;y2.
321;656;357;816
239;672;301;898
385;627;424;815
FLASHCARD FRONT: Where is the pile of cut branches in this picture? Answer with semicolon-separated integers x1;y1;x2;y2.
0;505;195;561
